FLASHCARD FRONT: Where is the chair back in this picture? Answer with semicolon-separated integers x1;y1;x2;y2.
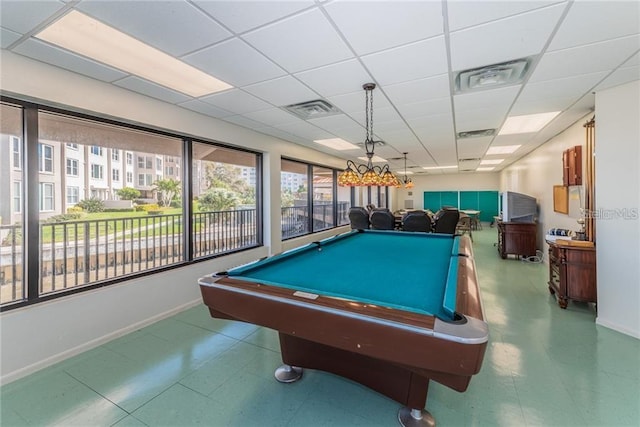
433;208;460;234
369;209;395;230
402;211;431;232
456;214;473;240
348;207;370;230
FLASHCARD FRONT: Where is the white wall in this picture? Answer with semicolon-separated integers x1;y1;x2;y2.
594;80;640;338
0;51;349;383
499;116;592;249
392;173;500;211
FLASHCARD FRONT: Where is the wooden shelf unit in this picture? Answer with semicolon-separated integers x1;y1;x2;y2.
497;221;537;259
547;240;597;309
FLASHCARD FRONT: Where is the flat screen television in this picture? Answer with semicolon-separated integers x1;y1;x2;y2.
501;191;537;223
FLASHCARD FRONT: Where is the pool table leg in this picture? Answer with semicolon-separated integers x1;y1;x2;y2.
274;364;303;383
398;407;435;427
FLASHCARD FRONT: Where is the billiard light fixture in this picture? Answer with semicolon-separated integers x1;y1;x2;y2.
337;84;400;187
396;152;414;189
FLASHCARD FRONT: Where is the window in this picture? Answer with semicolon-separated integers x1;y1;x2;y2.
3;103;261;311
137;155;145;168
66;158;79;176
312;166;334;231
166;166;174;175
91;164;103;179
11;136;21;169
13;182;21;213
138;173;153;186
1;103;25;306
192;142;260;258
66;186;79;204
38;143;53;172
39;182;54;211
281;159;345;239
281;159;309;239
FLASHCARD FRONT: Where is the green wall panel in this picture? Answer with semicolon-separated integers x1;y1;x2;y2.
423;190;499;222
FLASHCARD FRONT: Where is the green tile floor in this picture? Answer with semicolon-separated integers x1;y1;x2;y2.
2;228;639;426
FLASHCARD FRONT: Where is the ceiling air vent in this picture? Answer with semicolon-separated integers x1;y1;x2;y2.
457;128;496;139
455;57;533;93
282;99;341;120
458;157;481;162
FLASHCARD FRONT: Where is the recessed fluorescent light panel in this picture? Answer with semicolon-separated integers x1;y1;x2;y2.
358;155;387;163
314;138;359;150
486;145;521;155
499;112;560;135
35;11;232;97
422;165;458;170
476;167;495;171
480;159;504;165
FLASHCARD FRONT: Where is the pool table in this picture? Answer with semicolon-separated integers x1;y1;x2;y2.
199;230;488;426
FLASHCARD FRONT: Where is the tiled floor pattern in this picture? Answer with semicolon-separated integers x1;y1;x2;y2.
1;228;638;426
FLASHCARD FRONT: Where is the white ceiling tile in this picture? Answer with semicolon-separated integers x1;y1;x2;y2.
307;114;361;134
594;65;640;92
510;95;582;116
447;1;565;31
549;0;640;51
385;74;451;105
325;0;444;55
457;136;493;158
362;37;448;85
519;71;608;103
200;89;273;114
1;28;22;48
529;35;640;83
398;97;452;120
455;108;506;131
454;85;520;111
449;4;566;71
243;9;353;73
294;60;374;97
243;108;301;127
327;90;393;115
113;76;191;104
193;0;315;34
623;52;640;67
243;76;319;106
222;115;271;130
178;100;234;118
0;0;66;33
77;0;231;56
183;38;285;87
13;38;128;82
428;147;459;165
275;120;334;140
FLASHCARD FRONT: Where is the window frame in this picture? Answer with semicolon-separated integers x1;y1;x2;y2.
1;96;263;312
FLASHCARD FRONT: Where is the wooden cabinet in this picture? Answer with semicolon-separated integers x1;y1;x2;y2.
562;145;582;186
547;240;597;308
497;221;537;259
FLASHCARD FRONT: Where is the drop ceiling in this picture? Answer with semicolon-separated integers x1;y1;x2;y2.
1;0;638;175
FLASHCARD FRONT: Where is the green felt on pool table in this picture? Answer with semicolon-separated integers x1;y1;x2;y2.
228;230;460;320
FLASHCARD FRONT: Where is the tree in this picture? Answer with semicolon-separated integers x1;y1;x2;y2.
153;178;180;207
116;187;141;201
198;188;240;212
204;162;250;195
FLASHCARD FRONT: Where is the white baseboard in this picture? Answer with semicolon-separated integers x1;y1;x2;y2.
596;317;640;339
1;299;201;386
